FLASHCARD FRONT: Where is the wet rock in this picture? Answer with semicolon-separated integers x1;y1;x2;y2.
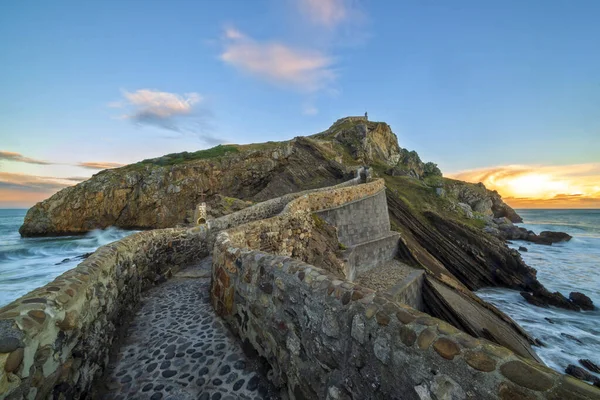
579;359;600;374
569;292;595;311
520;290;581;311
54;252;93;265
561;333;584;345
565;364;600;385
520;292;548;308
518;246;528;252
539;231;572;243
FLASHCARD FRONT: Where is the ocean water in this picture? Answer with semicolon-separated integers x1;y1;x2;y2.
0;209;135;307
478;209;600;376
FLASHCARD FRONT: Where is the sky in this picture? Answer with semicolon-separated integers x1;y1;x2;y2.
1;0;599;208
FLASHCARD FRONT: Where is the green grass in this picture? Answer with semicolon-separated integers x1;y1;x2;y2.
133;145;240;167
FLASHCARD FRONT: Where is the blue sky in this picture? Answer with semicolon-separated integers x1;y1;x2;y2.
1;0;599;207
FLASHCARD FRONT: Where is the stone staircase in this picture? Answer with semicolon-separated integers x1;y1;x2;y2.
315;187;425;310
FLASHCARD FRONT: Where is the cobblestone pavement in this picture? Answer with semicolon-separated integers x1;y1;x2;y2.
355;259;415;292
103;258;277;400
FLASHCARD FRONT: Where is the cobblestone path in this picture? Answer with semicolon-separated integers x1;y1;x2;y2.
102;258;276;400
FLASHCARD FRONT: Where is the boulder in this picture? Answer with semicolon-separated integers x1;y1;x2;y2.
566;364;600;385
569;292;595;310
520;290;581;311
457;203;474;219
539;231;572;243
579;359;600;374
518;246;528;252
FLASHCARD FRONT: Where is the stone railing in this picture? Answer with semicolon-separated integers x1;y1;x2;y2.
211;183;600;399
0;174;369;400
0;226;208;399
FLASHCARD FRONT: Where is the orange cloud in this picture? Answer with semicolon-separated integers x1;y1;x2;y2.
0;150;51;165
220;27;336;92
448;163;600;208
0;172;86;208
78;162;125;170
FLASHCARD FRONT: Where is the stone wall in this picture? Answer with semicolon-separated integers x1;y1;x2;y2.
388;270;426;311
0;227;209;399
343;233;401;281
211;181;600;400
207;174;365;237
316;190;391;247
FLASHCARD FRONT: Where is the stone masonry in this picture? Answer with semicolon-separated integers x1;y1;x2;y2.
211;179;600;399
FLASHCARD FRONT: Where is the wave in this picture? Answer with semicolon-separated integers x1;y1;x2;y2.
0;225;136;307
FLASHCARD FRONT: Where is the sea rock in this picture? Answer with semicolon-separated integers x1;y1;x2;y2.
561;333;584;345
539;231;572;243
569;292;595;311
518;246;528;252
579;359;600;374
566;364;600;385
520;292;548;308
520;290;580;311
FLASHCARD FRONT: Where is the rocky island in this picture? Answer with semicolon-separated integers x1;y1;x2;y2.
2;117;599;399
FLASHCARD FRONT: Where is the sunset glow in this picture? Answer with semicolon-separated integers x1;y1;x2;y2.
448;164;600;208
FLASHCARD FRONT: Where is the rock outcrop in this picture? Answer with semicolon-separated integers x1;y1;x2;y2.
19;118;580;312
444;179;522;222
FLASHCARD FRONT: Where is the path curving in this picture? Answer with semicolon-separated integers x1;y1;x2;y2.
102;257;277;400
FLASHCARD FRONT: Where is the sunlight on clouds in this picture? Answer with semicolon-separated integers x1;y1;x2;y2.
78;162;125;170
110;89;204;131
220;27;336;92
448;163;600;208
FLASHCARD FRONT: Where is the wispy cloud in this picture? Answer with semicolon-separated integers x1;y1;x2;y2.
0;173;85;208
302;103;319;115
448;163;600;208
0;151;51;165
298;0;348;28
220;27;336;92
1;150;127;171
77;162;125;170
0;172;82;193
111;89;211;132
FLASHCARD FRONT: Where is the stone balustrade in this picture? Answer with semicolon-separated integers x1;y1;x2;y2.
0;227;209;399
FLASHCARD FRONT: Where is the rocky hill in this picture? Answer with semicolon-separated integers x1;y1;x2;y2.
19;118;517;237
21;118;581;312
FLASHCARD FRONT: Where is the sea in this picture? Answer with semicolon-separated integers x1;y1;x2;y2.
0;209;135;306
0;208;598;376
478;209;600;376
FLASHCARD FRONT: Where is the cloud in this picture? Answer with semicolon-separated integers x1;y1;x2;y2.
302;103;319;115
78;162;125;170
0;172;80;193
298;0;348;28
0;173;85;208
1;150;126;170
111;89;208;132
220;27;336;92
448;163;600;208
0;151;51;165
